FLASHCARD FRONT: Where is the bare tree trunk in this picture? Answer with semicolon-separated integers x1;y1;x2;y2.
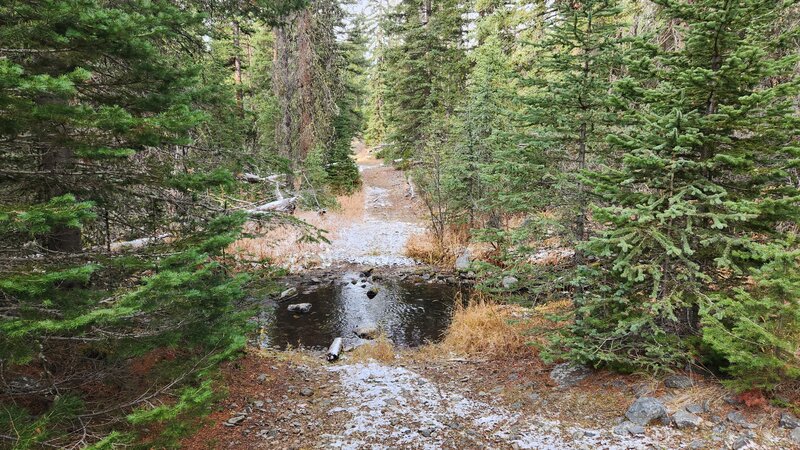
40;146;82;252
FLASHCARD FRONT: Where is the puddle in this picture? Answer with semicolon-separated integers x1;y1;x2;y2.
256;272;469;350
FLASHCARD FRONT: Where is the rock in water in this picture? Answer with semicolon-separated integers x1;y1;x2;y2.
361;266;375;277
672;410;702;429
664;375;694;389
366;286;379;299
354;325;378;339
501;275;518;289
279;287;298;300
625;397;668;426
549;363;590;388
455;249;471;271
287;303;312;313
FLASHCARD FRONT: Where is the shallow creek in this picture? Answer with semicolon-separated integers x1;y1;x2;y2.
256;272;469;350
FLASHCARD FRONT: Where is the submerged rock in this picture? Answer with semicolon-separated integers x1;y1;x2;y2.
287;303;312;313
354;325;378;339
625;397;668;426
366;286;379;299
279;287;298;300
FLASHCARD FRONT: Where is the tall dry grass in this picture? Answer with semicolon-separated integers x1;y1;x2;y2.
404;224;471;266
349;334;396;363
438;293;531;358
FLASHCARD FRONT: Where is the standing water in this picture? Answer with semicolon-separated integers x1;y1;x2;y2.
257;272;468;350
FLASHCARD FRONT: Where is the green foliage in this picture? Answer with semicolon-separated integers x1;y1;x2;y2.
561;0;800;380
701;244;800;391
0;194;95;236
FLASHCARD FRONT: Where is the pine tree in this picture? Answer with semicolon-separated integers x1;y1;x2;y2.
383;0;468;159
326;15;368;193
521;0;624;248
565;0;800;379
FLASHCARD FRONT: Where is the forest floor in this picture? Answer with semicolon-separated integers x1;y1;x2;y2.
184;143;799;449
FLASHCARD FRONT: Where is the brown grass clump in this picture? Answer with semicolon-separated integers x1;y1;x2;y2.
405;224;470;266
349;334;396;363
439;294;530;358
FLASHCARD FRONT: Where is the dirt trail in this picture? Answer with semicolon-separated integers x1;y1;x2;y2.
319;142;424;267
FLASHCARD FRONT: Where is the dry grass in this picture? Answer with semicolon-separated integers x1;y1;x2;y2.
437;293;532;358
404;225;471;266
348;334;396;363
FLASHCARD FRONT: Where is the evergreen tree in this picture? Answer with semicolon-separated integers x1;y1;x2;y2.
565;0;800;381
326;15;368;193
521;0;624;248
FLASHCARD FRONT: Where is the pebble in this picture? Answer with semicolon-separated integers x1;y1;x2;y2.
300;387;314;397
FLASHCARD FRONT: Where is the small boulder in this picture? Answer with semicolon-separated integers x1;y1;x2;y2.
501;275;519;289
549;363;590;388
361;267;375;277
287;303;312;313
780;412;800;429
664;375;694;389
299;387;314;397
224;415;247;427
791;427;800;445
355;325;378;339
672;410;702;429
279;287;298;300
685;403;706;414
366;287;379;299
613;421;645;436
625;397;668;426
455;249;471;271
727;411;755;429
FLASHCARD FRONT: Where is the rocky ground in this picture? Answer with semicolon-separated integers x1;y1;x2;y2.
183;349;800;449
183;143;800;449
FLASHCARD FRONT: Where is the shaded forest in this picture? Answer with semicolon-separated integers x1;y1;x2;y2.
1;0;800;448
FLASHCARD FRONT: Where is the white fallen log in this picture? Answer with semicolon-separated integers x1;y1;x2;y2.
241;172;265;183
109;233;171;251
327;337;343;362
247;197;297;214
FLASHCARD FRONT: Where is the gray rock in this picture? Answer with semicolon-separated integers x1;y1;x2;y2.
279;287;298;300
224;415;247;426
613;421;646;436
287;303;312;313
791;427;800;444
685;403;706;414
455;249;471;271
354;325;379;339
672;410;702;429
780;412;800;429
257;373;268;383
688;439;706;449
625;397;668;426
501;275;519;289
731;435;752;450
549;362;590;388
727;411;755;429
299;387;314;397
420;427;433;437
664;375;694;389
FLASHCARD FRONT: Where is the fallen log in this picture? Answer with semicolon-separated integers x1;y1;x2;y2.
109;233;171;251
327;337;343;362
246;197;297;214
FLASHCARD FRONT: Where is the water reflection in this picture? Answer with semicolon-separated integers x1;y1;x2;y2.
257;272;468;350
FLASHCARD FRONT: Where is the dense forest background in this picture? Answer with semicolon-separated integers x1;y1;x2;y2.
1;0;799;448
